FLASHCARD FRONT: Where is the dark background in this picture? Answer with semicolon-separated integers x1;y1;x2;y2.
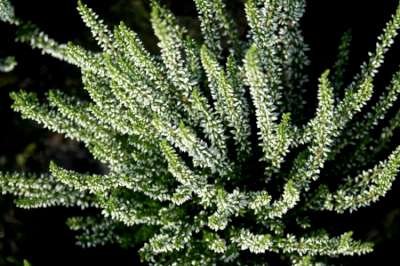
1;0;400;265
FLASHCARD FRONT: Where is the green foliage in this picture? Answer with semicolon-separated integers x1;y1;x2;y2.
0;56;17;72
1;0;400;265
0;0;18;25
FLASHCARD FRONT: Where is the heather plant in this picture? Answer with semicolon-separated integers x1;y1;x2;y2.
1;0;400;265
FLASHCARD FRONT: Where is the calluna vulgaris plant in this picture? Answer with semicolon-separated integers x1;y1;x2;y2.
1;0;400;265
